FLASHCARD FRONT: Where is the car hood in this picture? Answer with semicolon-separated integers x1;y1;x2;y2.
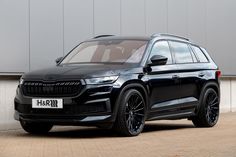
23;63;137;81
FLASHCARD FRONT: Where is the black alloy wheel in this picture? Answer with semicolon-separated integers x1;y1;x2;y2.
114;89;146;136
205;89;220;125
192;88;220;127
125;92;145;134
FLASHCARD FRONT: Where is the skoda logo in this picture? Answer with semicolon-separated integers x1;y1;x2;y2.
46;76;54;80
45;75;58;80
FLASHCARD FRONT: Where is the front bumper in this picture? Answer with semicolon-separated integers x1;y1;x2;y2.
14;110;112;125
14;83;121;125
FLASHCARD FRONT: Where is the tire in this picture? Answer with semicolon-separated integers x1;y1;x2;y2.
113;89;146;136
192;88;220;127
20;120;53;134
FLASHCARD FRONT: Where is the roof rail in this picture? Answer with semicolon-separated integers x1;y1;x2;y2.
151;33;190;41
93;35;114;39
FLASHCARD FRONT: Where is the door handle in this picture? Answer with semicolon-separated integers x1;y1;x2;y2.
172;75;179;79
198;72;205;77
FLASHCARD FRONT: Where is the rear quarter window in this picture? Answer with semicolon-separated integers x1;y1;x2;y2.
192;46;209;63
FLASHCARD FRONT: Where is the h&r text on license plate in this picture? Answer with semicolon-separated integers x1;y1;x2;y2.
32;99;63;109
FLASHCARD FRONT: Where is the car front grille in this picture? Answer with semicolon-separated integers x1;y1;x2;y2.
22;81;82;97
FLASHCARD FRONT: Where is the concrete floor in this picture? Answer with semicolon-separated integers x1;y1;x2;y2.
0;113;236;157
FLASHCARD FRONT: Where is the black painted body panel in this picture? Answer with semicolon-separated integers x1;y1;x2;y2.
14;35;220;126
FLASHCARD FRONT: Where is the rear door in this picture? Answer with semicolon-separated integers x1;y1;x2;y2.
168;41;200;110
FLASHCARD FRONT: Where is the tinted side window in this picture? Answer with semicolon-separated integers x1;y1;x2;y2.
192;46;208;62
169;41;193;64
149;41;172;64
189;45;198;62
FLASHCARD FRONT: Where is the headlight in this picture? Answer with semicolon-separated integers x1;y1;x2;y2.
19;77;24;85
85;76;119;85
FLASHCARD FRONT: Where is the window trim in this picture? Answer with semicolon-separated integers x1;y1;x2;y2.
143;39;210;67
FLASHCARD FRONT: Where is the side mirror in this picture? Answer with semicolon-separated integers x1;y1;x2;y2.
149;55;168;66
55;57;63;64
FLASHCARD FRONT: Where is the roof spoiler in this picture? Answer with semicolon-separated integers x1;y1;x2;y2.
93;35;114;39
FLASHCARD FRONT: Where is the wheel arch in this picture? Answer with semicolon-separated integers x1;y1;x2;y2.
201;80;220;97
196;80;220;114
113;80;149;120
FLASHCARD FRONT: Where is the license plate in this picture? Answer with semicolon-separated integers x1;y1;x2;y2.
32;99;63;109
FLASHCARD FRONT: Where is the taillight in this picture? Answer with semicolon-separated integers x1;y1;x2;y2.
216;70;221;78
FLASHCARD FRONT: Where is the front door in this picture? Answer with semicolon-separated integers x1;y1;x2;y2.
145;40;181;118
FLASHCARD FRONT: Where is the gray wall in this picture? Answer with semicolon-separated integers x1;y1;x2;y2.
0;0;236;75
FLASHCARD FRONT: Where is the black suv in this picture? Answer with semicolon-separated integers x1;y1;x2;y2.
14;34;221;136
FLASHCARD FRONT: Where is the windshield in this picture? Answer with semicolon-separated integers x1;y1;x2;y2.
61;40;147;64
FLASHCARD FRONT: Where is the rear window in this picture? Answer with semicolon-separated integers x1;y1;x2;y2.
192;46;208;63
169;41;193;64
